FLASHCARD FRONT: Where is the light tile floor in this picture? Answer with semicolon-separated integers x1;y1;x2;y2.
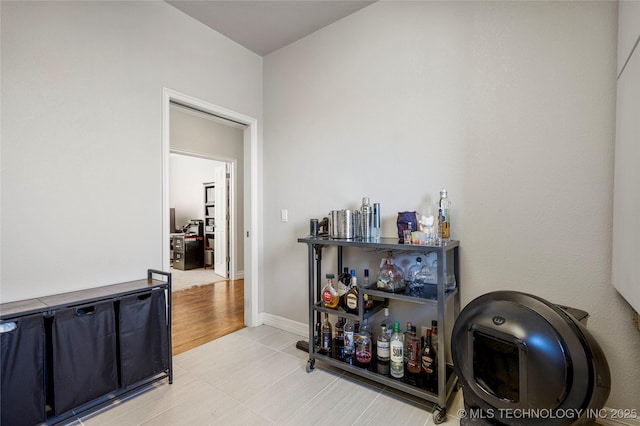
74;325;464;426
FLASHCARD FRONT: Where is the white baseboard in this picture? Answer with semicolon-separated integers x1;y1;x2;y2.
260;312;308;338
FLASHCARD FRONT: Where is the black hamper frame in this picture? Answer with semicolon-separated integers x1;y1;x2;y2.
0;269;172;426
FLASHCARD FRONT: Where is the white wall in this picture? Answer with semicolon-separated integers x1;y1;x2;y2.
169;154;223;229
263;1;639;410
0;1;262;300
612;1;640;313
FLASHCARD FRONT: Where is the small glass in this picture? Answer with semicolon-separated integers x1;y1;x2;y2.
403;228;412;245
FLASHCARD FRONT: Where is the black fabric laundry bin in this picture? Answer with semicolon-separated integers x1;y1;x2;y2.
0;313;47;426
118;289;169;387
52;299;118;416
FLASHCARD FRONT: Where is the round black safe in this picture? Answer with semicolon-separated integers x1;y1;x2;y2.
452;291;610;426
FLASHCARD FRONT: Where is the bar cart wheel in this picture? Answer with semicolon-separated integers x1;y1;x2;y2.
306;359;315;373
432;405;446;424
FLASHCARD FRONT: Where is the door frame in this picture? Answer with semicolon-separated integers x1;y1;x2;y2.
162;88;260;327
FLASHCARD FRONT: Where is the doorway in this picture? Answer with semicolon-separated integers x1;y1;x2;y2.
162;88;260;328
169;152;231;289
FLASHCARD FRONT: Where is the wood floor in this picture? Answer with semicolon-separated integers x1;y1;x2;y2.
171;279;245;355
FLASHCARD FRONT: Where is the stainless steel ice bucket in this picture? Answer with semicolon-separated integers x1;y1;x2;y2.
330;209;360;239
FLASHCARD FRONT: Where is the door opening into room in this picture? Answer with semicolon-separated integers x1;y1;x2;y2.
169;152;231;288
164;93;253;354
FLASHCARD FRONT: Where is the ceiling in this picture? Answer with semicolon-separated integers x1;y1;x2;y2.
166;1;376;56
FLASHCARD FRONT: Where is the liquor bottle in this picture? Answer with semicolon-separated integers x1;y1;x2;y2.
344;270;359;314
320;313;332;356
403;221;413;245
403;322;412;366
407;257;426;296
437;188;451;244
421;328;437;391
344;318;355;362
355;318;372;369
334;317;345;361
377;252;405;293
376;308;391;375
407;257;423;286
337;267;351;304
407;324;421;374
314;321;320;348
321;274;339;309
430;320;439;356
390;321;405;379
363;269;374;311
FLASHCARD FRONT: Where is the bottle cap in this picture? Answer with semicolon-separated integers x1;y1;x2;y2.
326;273;335;279
364;269;369;277
362;197;370;205
440;188;448;198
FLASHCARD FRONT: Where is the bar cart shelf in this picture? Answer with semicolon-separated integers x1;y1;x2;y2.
298;236;460;424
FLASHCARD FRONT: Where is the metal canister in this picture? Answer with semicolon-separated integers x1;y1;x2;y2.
330;209;360;239
310;218;319;237
361;198;372;241
373;203;381;239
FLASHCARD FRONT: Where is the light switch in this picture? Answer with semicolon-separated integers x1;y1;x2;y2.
281;209;288;223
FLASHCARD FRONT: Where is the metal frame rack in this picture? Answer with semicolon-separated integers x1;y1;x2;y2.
298;236;460;423
0;269;172;426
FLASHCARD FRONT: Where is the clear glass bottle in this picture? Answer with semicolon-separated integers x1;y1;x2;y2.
415;264;432;298
390;321;405;379
344;270;359;314
403;322;412;365
355;318;372;368
343;318;355;360
321;274;339;309
375;308;391;375
403;221;413;245
407;257;424;296
376;308;391;365
377;252;405;293
437;188;451;244
320;313;332;356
